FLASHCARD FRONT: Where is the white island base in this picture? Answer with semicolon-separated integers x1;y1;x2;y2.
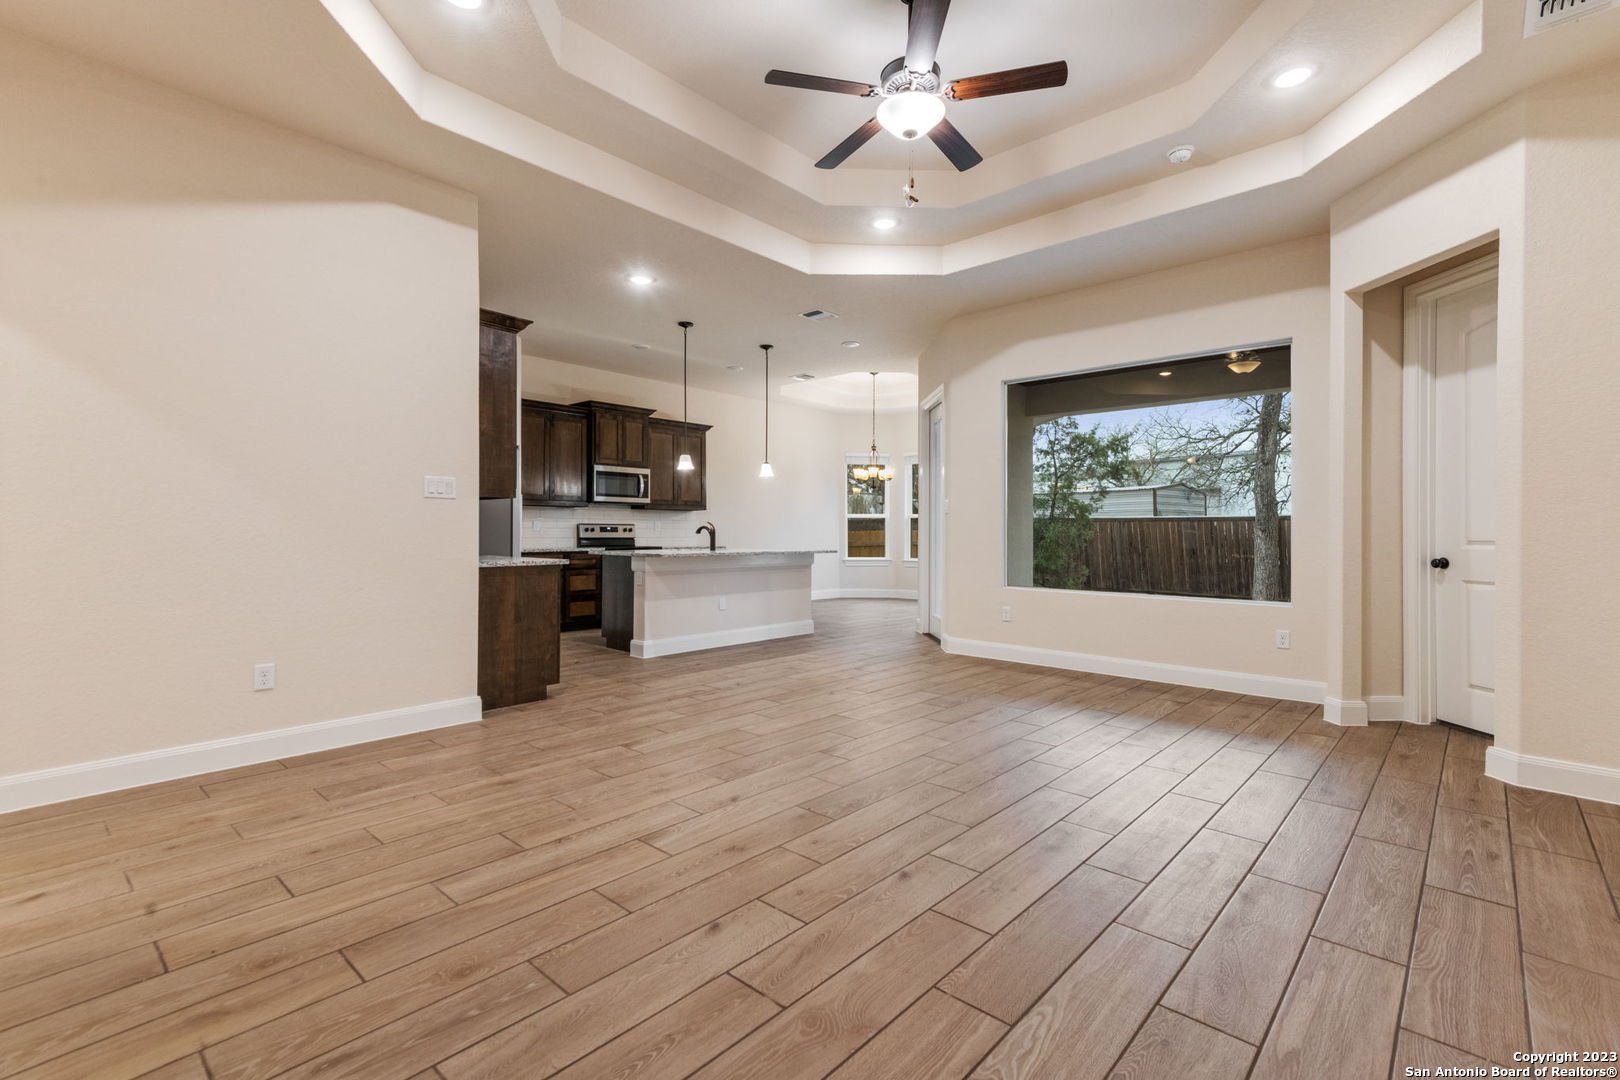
600;550;831;658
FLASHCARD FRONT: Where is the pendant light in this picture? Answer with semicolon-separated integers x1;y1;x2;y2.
676;320;695;471
757;344;774;479
851;372;895;483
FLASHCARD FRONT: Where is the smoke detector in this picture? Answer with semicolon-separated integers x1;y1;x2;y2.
1166;145;1195;165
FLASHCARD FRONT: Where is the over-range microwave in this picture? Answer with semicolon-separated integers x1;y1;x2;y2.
591;463;651;504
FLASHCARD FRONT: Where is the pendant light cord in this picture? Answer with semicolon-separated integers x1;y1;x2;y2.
870;372;879;465
760;344;772;463
678;320;693;428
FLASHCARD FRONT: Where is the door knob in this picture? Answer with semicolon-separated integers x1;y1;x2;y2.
1430;556;1450;570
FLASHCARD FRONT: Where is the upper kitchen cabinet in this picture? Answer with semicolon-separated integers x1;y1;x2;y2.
478;309;531;499
575;401;654;468
521;401;588;506
649;418;711;510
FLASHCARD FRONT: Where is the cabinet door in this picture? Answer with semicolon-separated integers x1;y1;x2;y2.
545;411;588;504
479;325;518;498
593;412;624;466
675;429;706;509
519;406;547;501
647;422;677;509
619;414;651;468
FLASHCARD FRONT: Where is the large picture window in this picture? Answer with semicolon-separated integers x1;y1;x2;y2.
1007;345;1292;601
845;459;888;559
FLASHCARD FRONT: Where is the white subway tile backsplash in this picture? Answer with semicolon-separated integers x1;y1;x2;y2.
520;504;712;550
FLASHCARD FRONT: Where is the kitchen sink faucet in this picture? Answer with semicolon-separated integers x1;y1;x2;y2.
696;522;716;551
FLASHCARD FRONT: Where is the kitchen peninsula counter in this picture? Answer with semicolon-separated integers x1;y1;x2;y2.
600;549;834;657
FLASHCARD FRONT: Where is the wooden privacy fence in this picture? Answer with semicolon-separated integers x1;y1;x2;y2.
1036;516;1292;600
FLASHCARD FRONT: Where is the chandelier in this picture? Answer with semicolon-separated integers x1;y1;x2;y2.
851;372;895;482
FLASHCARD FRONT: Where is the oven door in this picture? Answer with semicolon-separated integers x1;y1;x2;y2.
592;465;651;504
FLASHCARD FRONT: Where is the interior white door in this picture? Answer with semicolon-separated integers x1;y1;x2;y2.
927;404;944;638
1412;264;1498;733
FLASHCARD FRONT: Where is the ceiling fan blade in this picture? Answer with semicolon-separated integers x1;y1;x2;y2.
764;70;878;97
928;117;983;171
816;118;883;169
904;0;951;73
947;61;1069;100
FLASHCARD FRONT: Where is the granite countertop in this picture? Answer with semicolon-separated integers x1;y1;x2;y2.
521;547;588;553
598;548;836;558
479;555;569;568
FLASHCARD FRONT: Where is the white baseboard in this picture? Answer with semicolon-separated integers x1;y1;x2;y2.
939;634;1325;704
1366;695;1408;722
812;589;919;601
1323;697;1369;727
1485;746;1620;806
0;696;483;815
631;620;815;659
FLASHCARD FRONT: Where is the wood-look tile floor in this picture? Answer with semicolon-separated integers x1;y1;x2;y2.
3;600;1619;1080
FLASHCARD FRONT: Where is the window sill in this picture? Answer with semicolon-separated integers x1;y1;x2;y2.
902;559;919;566
844;558;892;565
1002;584;1292;607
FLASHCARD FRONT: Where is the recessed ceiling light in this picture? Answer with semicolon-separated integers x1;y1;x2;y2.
1271;66;1314;89
726;365;744;372
870;216;898;231
444;0;483;8
841;341;861;349
791;373;816;381
799;309;839;321
1158;370;1174;377
626;272;655;286
631;344;650;351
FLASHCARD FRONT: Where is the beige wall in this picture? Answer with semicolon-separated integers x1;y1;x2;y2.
918;236;1330;696
0;33;480;776
1516;67;1620;769
521;358;918;597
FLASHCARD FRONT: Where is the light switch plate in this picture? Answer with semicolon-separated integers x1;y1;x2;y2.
423;476;457;499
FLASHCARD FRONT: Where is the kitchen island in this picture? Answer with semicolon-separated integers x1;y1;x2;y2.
600;549;834;658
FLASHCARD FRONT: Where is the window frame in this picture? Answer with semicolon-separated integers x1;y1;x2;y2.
903;453;920;564
843;452;892;564
1001;339;1295;605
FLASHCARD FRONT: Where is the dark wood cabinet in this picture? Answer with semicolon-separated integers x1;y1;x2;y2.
478;563;560;709
561;552;602;631
478;309;530;499
574;401;653;468
648;418;710;510
647;420;678;508
521;402;588;507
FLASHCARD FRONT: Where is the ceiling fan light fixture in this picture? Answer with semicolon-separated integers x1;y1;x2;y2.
1226;351;1263;374
876;91;946;141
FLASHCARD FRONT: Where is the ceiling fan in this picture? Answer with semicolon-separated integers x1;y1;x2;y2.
763;0;1068;171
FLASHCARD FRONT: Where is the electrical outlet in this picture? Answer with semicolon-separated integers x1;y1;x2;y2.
1000;606;1012;622
253;663;276;691
423;475;457;499
1274;630;1290;649
718;596;728;611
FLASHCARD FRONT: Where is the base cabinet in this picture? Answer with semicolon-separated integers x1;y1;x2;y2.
478;564;561;709
561;552;602;631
